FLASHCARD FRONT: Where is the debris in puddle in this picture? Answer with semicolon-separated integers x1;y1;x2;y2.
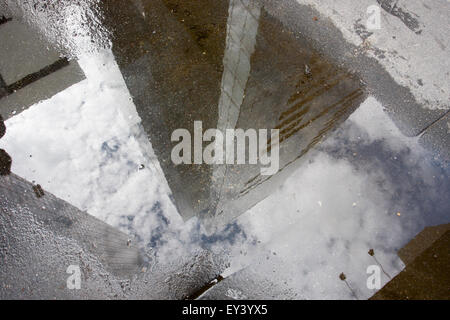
185;274;225;300
304;64;312;77
32;184;45;198
0;149;12;176
339;272;358;299
0;115;5;139
368;249;392;279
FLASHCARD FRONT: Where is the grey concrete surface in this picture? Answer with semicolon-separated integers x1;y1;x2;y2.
258;0;449;138
290;0;450;133
0;17;85;120
0;172;140;299
0;173;143;279
0;20;62;85
0;0;11;19
0;172;227;299
0;0;448;300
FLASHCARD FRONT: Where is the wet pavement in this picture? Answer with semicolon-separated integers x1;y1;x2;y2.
0;0;449;299
100;0;366;227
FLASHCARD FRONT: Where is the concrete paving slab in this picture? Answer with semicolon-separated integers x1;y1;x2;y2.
0;0;12;20
259;0;450;138
0;20;62;85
